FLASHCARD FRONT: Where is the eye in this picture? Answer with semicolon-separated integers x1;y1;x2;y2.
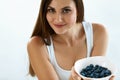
47;8;55;13
62;8;71;14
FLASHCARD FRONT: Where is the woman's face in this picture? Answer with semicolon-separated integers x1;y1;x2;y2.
46;0;77;34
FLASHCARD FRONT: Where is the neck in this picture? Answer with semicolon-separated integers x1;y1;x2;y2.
53;23;84;47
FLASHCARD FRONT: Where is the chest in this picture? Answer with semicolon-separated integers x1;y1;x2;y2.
53;40;88;70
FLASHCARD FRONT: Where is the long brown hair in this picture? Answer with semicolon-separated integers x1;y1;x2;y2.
29;0;84;76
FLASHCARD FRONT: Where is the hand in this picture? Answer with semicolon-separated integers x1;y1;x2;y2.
70;67;82;80
109;76;115;80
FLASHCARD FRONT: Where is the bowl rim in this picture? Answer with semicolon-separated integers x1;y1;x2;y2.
74;56;116;79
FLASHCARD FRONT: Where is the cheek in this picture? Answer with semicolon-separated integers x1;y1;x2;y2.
65;14;77;24
46;14;52;24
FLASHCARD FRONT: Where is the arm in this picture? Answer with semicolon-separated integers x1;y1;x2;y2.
92;24;115;80
91;23;108;56
27;36;59;80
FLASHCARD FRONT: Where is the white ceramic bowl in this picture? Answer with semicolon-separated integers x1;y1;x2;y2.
74;56;116;80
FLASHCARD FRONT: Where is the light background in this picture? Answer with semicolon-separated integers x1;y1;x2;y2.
0;0;120;80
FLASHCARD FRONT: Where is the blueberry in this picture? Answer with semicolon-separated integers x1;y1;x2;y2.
80;64;112;78
80;72;86;76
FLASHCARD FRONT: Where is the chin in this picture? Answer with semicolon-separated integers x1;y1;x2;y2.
54;30;67;35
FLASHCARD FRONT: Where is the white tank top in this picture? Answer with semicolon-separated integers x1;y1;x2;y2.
46;22;93;80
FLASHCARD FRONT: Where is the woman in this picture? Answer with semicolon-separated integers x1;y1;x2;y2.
27;0;114;80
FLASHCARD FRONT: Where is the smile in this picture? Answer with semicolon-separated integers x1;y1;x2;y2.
54;24;66;28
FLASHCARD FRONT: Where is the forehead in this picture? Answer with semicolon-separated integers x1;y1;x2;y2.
48;0;76;8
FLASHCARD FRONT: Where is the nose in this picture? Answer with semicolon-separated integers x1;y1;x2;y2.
54;13;63;23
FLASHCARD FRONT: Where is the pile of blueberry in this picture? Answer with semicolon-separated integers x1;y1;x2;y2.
80;64;111;78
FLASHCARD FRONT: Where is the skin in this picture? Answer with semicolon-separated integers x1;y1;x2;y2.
27;0;114;80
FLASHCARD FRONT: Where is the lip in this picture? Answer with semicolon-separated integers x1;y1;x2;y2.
54;24;66;28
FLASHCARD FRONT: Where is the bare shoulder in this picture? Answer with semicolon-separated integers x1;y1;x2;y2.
27;36;44;49
92;23;107;34
27;36;48;58
92;23;108;34
92;23;108;40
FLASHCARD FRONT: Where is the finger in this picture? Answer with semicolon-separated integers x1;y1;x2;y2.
71;67;82;80
71;67;78;77
109;76;115;80
73;77;81;80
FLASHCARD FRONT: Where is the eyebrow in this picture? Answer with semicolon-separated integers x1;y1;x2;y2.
47;6;54;9
47;6;71;10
